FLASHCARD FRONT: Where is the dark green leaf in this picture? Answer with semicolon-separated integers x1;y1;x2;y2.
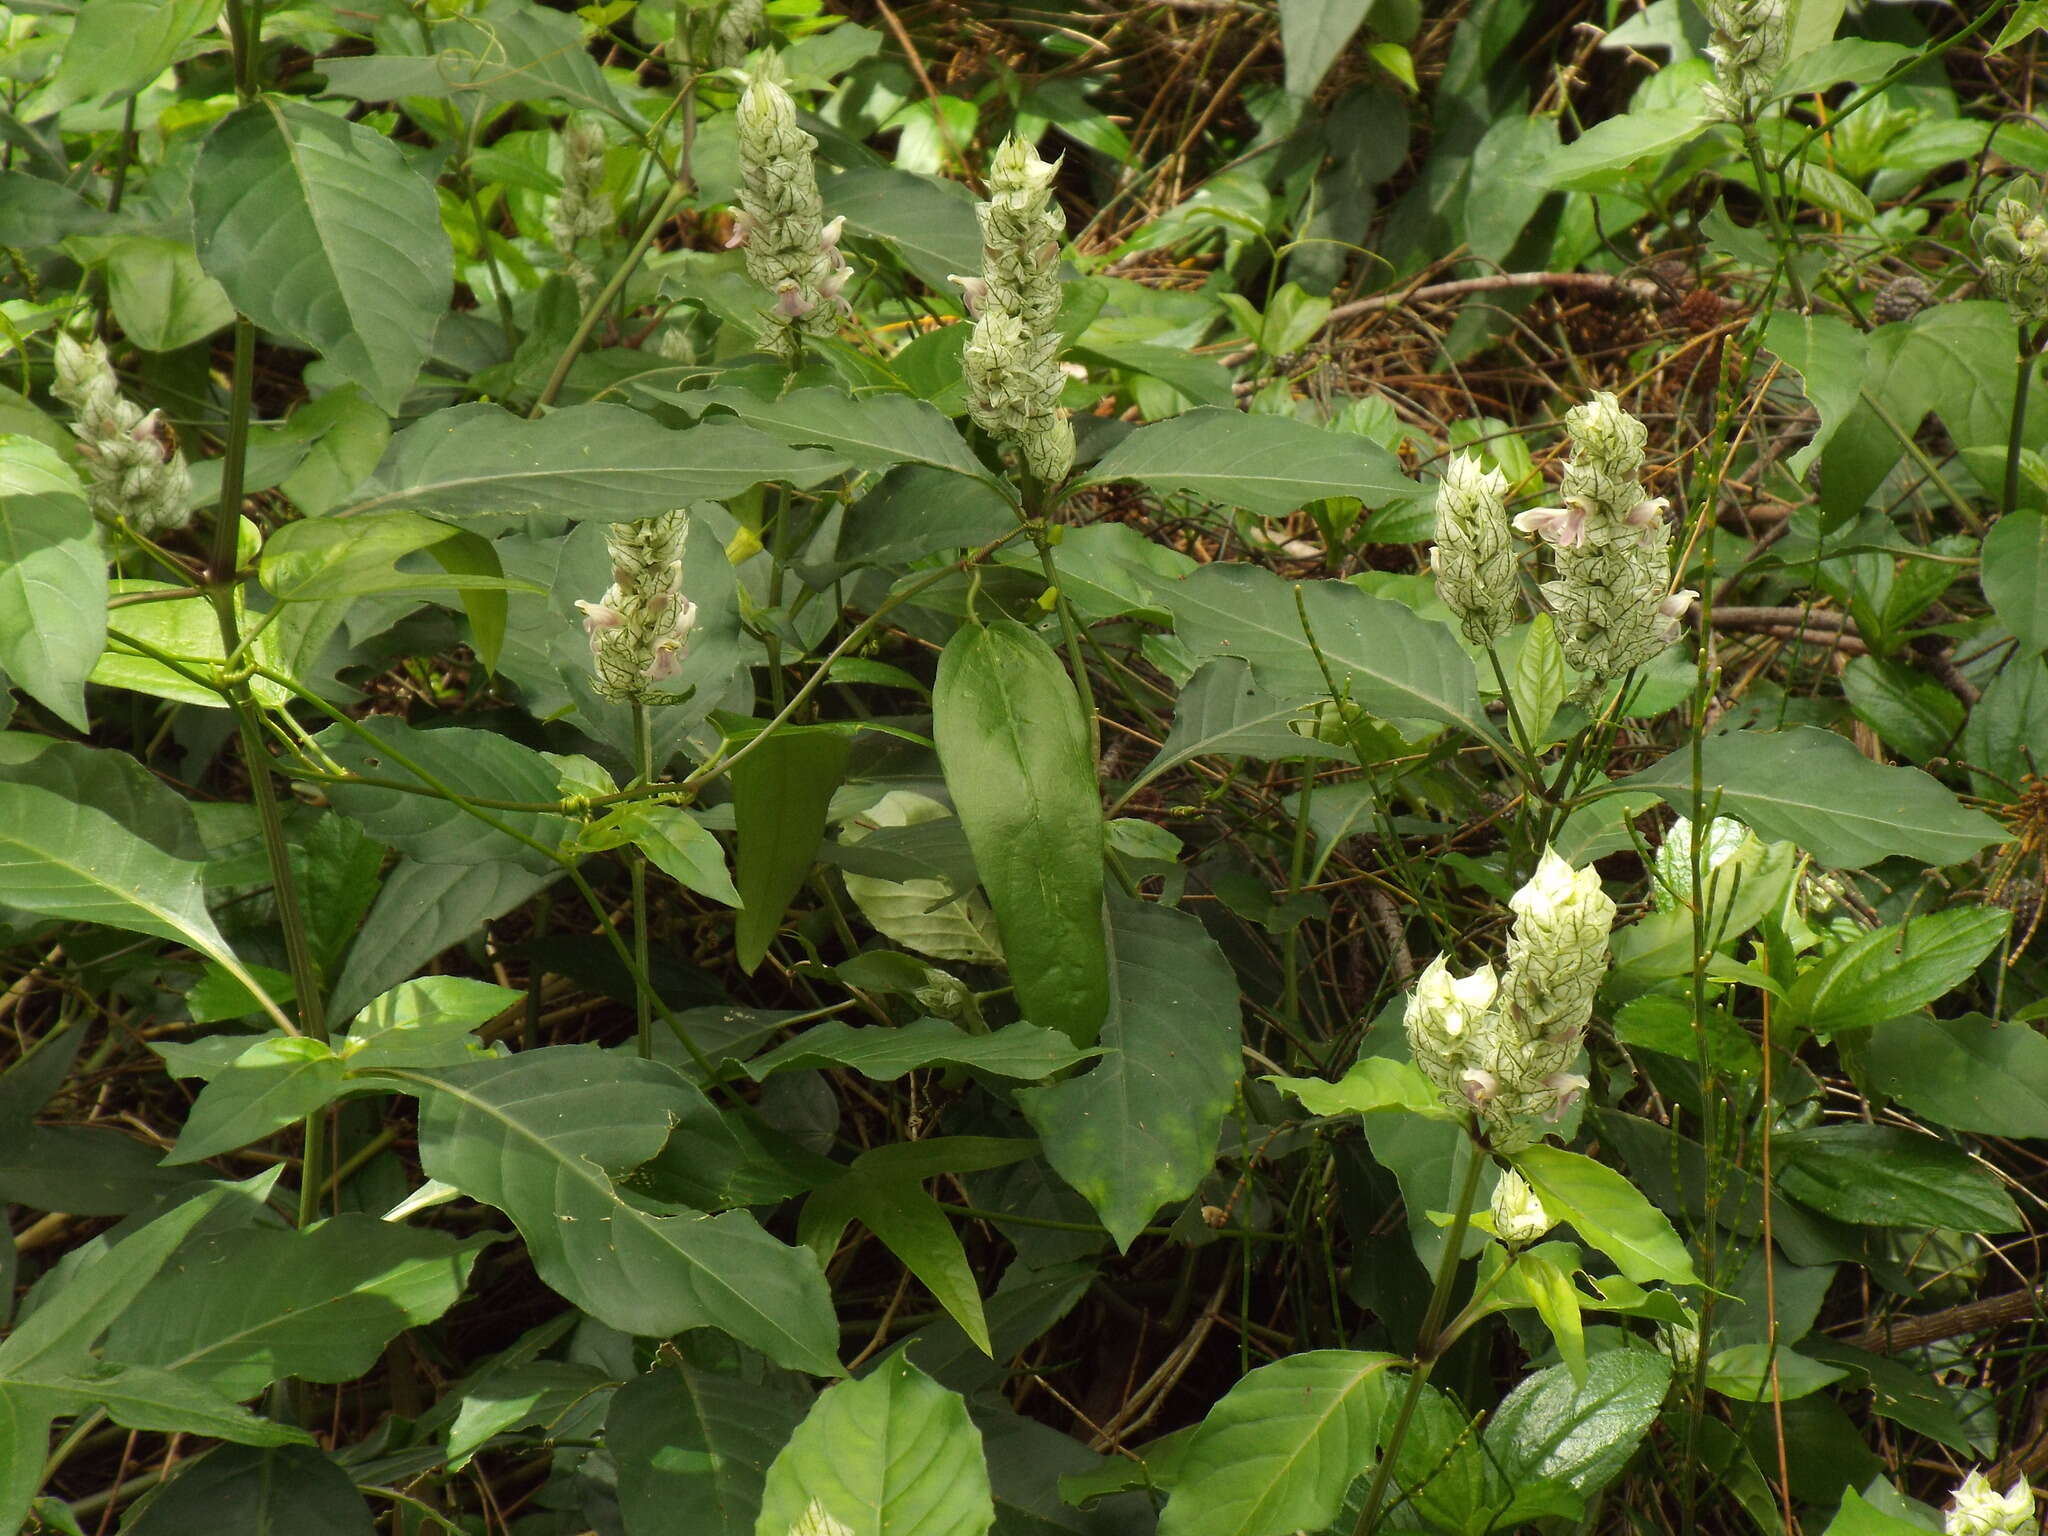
1782;907;2010;1036
1864;1013;2048;1137
732;724;851;974
0;437;105;731
165;1037;345;1165
1084;408;1414;515
1776;1125;2022;1231
1983;510;2048;657
609;1357;811;1536
1483;1347;1671;1493
748;1017;1098;1082
123;1445;372;1536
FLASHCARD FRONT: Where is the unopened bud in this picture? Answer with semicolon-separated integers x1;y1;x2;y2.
1947;1471;2036;1536
1490;1168;1552;1245
1431;453;1518;645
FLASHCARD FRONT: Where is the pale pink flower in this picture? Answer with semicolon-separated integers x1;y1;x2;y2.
1512;501;1589;548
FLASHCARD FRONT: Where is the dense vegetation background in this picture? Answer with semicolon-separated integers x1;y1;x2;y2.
3;1;2048;1533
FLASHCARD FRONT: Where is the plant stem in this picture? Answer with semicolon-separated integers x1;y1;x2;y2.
1741;126;1807;310
2008;322;2040;518
531;177;689;416
1281;757;1315;1032
1030;512;1101;760
1350;1126;1487;1536
631;702;654;1059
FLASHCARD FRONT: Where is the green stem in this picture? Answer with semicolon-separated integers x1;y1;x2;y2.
2008;322;2040;518
1351;1128;1488;1536
1028;492;1100;761
631;702;654;1059
531;176;690;416
1281;757;1315;1032
1741;127;1807;310
762;483;790;711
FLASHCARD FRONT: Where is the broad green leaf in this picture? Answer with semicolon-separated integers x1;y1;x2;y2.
165;1037;346;1165
1782;907;2010;1036
336;402;849;521
826;165;984;293
1704;1344;1846;1402
35;0;220;115
1157;1350;1398;1536
693;386;997;482
94;581;292;709
755;1354;992;1536
341;975;517;1072
1504;1250;1588;1385
1083;408;1414;516
610;1357;812;1536
325;857;558;1023
1131;659;1346;798
1624;727;2006;869
838;790;1004;965
441;1357;612;1470
99;235;234;353
1482;1348;1670;1494
382;1047;843;1375
0;733;203;860
1167;564;1490;738
1278;0;1375;98
31;1361;312;1446
0;436;105;730
1775;1125;2022;1232
0;780;275;1009
1821;1489;1935;1536
193;98;452;414
260;509;539;603
121;1445;372;1536
1982;510;2048;657
1765;312;1868;477
1511;1145;1701;1286
1864;1014;2048;1137
1510;614;1568;747
935;621;1108;1045
1022;895;1242;1251
0;1124;205;1217
733;724;851;974
315;717;572;872
1961;659;2048;801
747;1018;1098;1083
1268;1057;1449;1120
802;1166;994;1356
1841;657;1964;765
279;385;392;517
104;1215;490;1399
634;805;743;908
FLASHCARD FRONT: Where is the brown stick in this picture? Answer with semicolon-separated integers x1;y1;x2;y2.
1849;1288;2046;1355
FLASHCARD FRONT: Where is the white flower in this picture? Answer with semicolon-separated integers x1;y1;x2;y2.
1513;501;1589;548
1490;1168;1553;1244
1947;1471;2036;1536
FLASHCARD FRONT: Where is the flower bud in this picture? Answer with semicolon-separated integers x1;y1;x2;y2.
1501;849;1615;1051
1947;1471;2036;1536
1559;391;1648;515
1979;190;2048;328
962;134;1073;486
912;967;973;1022
1489;1168;1552;1245
548;116;614;253
1404;956;1498;1094
708;0;763;69
1431;453;1518;645
1701;0;1788;125
50;332;193;534
576;511;699;702
734;68;847;355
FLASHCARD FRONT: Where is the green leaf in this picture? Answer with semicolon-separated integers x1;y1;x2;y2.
1022;895;1241;1251
755;1353;993;1536
103;1215;491;1399
1782;907;2010;1036
1841;657;1964;765
1131;659;1347;798
733;724;851;974
1775;1125;2022;1231
1083;408;1414;516
693;386;997;482
35;0;220;115
747;1018;1098;1083
165;1037;345;1165
1704;1344;1846;1402
1765;312;1869;477
1167;564;1489;738
1503;1250;1588;1386
1982;510;2048;657
193;98;451;415
326;857;558;1023
318;0;623;119
633;805;743;908
826;165;984;293
935;621;1109;1045
96;235;235;353
1157;1350;1398;1536
0;779;276;1012
121;1445;373;1536
1510;614;1568;748
1482;1347;1671;1494
1821;1489;1936;1536
1624;727;2007;869
94;581;289;709
336;402;850;521
609;1357;811;1536
341;975;518;1072
315;717;572;872
1268;1057;1449;1120
1542;108;1713;190
1279;0;1375;98
802;1165;995;1356
0;436;105;731
1864;1013;2048;1137
259;509;539;603
383;1047;843;1375
1511;1145;1701;1286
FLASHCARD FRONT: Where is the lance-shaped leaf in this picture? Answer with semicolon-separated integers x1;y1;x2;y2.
1082;408;1414;515
335;403;849;521
935;621;1108;1045
0;437;105;731
193;98;452;414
